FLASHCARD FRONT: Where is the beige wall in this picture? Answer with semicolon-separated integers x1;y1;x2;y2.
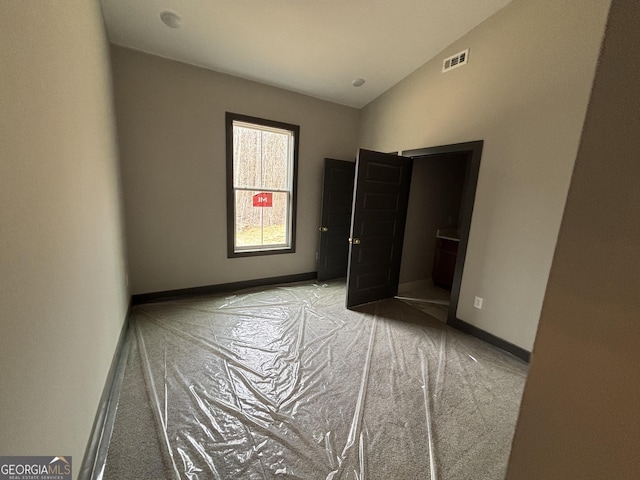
110;46;360;294
0;1;128;477
359;0;611;350
506;1;640;477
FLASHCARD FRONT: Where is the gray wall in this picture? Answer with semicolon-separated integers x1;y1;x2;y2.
0;1;128;476
507;0;640;476
110;46;360;294
359;0;611;350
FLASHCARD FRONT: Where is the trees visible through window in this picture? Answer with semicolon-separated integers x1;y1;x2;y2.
226;113;299;257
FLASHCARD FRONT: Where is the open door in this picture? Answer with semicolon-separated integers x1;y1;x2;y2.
317;158;355;281
346;149;413;308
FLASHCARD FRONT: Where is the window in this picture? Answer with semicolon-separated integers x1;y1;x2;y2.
226;112;299;257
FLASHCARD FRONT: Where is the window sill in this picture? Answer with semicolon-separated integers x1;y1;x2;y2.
228;247;295;258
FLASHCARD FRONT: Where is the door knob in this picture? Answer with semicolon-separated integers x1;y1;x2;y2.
319;226;329;232
348;237;361;245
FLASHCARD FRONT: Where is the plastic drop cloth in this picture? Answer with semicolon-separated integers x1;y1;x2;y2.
106;281;527;480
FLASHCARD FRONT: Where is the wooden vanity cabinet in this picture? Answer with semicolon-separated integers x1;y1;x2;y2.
432;238;459;290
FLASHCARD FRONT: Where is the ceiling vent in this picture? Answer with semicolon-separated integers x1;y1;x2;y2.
442;49;469;73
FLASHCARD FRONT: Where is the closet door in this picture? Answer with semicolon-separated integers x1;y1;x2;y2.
317;158;355;281
346;149;413;308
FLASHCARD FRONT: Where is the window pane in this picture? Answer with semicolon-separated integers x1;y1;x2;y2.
261;130;289;190
233;126;261;189
233;125;290;190
235;190;289;248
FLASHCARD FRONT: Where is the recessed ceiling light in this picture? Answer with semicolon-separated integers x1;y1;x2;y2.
160;10;181;28
352;78;366;87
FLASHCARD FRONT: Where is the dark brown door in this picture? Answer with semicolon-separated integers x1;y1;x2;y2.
346;149;413;308
317;158;355;281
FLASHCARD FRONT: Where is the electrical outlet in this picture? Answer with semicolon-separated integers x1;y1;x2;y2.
474;296;483;309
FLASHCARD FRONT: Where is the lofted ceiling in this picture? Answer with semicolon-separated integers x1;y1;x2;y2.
101;0;511;108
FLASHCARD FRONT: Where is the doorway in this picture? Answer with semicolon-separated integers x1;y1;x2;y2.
396;152;469;322
400;141;483;325
345;141;483;327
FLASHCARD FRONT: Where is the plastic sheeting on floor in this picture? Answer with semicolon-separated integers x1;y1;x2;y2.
103;281;527;480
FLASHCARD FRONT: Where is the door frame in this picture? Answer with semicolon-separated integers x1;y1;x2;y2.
401;140;483;327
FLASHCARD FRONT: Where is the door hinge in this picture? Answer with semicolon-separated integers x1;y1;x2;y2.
348;237;361;245
319;226;329;232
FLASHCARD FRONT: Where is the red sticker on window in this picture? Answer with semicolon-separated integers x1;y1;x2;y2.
253;192;273;207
